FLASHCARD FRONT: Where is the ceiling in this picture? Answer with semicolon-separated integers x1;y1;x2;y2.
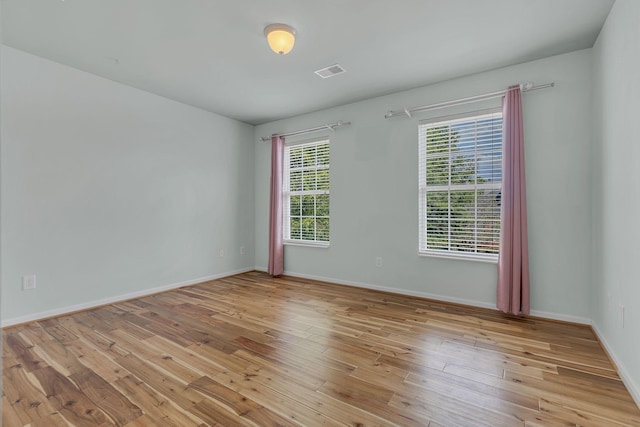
2;0;614;125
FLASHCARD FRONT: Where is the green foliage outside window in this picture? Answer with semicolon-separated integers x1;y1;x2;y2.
286;142;330;243
422;116;502;256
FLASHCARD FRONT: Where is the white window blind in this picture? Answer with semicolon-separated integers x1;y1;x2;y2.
418;110;503;261
284;139;330;245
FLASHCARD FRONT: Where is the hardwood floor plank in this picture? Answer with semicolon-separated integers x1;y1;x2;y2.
143;335;224;377
189;399;254;427
98;328;162;361
35;337;87;377
1;394;24;427
17;323;55;346
538;396;634;427
122;414;168;427
3;271;639;426
186;341;251;374
65;323;130;359
316;379;426;427
230;348;326;391
65;337;130;384
39;319;79;343
189;375;300;427
2;362;58;424
231;336;355;386
504;368;638;412
31;366;111;426
28;411;71;427
523;414;581;427
69;368;143;425
2;365;56;425
147;353;203;384
403;374;534;426
113;374;207;426
207;369;345;427
388;392;487;427
4;332;49;373
112;354;202;410
212;368;395;427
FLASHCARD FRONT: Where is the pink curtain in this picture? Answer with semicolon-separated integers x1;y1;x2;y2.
497;85;530;315
268;135;285;276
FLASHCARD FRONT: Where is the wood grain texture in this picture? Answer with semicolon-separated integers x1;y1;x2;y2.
3;271;639;426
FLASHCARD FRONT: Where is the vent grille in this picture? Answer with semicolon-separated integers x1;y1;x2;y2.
314;64;346;79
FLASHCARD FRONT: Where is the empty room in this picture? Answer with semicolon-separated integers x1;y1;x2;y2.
1;0;639;426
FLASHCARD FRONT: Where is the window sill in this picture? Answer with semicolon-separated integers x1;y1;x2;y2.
284;240;330;249
419;250;498;264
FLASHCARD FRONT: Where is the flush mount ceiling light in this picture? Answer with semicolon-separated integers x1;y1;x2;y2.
264;23;296;55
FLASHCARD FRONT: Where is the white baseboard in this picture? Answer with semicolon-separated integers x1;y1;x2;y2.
257;267;592;324
529;309;591;325
1;267;254;328
274;268;497;310
591;323;640;409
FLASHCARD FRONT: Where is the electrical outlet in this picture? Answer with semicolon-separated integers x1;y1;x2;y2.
219;249;224;257
375;257;383;268
240;246;245;255
22;275;36;291
619;304;625;329
608;292;612;312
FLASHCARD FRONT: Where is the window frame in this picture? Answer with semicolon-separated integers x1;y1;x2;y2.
418;108;503;263
283;138;330;247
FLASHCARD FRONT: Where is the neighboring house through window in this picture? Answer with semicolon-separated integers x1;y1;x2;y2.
418;109;503;261
284;139;330;245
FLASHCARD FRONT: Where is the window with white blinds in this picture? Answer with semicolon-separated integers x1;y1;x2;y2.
284;139;330;245
418;109;503;261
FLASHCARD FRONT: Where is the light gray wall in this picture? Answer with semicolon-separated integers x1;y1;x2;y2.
592;0;640;403
0;46;255;324
255;49;593;321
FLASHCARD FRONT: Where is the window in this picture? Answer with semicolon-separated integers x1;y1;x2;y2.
418;110;503;261
284;139;330;245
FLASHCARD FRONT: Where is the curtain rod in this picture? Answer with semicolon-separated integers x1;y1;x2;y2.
259;120;351;142
384;82;555;119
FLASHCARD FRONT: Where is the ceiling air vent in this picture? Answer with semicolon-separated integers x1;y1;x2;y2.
314;64;346;79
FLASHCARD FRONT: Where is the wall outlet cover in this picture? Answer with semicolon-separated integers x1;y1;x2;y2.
22;275;37;290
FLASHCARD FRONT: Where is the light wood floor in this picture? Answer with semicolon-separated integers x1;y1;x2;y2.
2;271;640;426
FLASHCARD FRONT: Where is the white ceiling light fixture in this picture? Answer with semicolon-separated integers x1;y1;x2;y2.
264;23;296;55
